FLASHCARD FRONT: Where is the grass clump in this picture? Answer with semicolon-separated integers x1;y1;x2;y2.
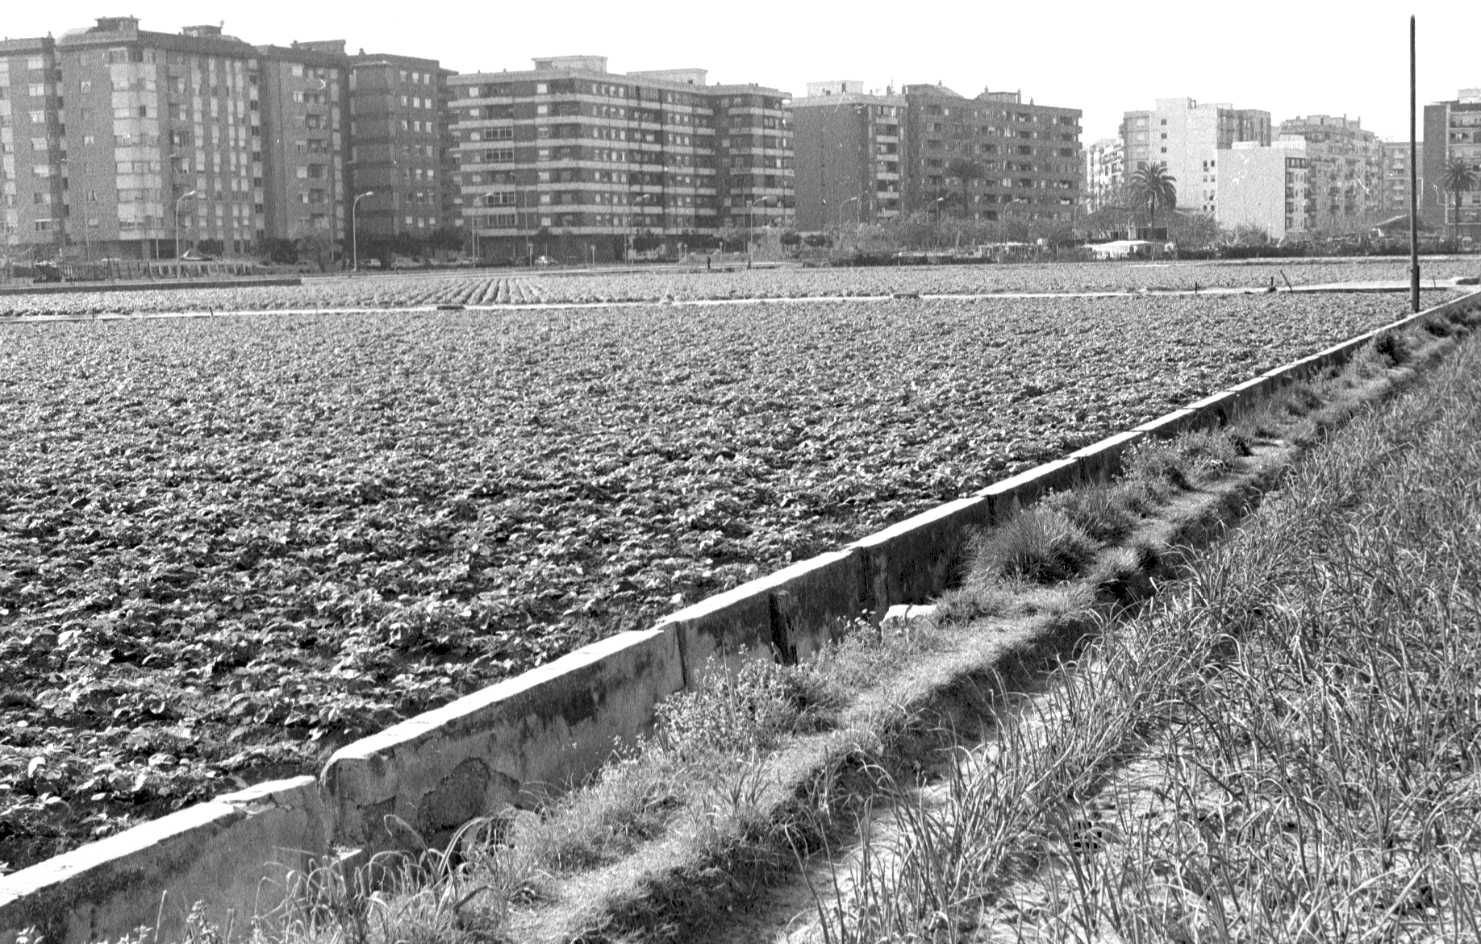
969;505;1097;584
1043;482;1138;544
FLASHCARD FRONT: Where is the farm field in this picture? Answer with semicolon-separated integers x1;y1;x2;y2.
0;256;1475;317
0;291;1444;871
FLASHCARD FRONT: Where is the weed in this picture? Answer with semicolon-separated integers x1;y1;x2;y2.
1171;429;1240;481
1124;438;1191;495
970;506;1098;584
1044;482;1138;544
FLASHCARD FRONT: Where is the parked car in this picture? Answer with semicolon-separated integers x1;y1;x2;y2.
180;248;217;262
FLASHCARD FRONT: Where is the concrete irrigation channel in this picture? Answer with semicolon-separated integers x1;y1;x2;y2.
0;288;1477;941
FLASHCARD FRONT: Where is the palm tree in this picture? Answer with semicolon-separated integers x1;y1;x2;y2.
1440;158;1478;243
1128;162;1178;228
946;158;986;220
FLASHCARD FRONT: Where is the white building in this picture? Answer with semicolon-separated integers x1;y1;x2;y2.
1215;140;1311;240
1122;98;1270;217
1083;138;1124;214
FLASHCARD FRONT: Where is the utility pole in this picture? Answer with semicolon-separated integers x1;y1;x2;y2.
1409;15;1420;312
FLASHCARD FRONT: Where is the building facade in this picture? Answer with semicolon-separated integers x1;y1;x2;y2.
1276;115;1382;235
1;19;267;261
0;17;457;264
788;81;904;231
1083;137;1124;214
1422;89;1481;241
901;84;1081;237
1215;140;1311;241
449;57;793;263
254;42;349;262
342;47;459;244
1380;141;1422;218
1121;98;1271;217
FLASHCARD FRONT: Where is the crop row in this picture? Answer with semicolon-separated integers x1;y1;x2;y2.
0;291;1433;870
0;257;1473;318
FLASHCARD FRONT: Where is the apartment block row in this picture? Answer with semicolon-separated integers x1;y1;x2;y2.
0;16;460;262
450;56;792;263
790;81;1082;238
1089;92;1479;243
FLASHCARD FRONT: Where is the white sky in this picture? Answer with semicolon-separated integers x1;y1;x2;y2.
6;1;1477;143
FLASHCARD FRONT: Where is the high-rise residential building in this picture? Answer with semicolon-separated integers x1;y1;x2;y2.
1422;89;1481;241
253;41;349;260
1121;98;1271;217
0;17;456;264
341;47;459;243
1083;138;1124;214
1215;140;1311;240
788;81;905;230
1276;115;1382;235
901;84;1081;237
1380;140;1422;218
1;18;265;261
449;56;792;263
0;37;65;258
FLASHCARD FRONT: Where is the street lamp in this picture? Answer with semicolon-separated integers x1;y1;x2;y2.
352;190;375;271
842;195;861;226
173;189;199;260
747;195;778;270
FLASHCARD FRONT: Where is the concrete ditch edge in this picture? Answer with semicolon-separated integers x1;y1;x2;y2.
2;290;1475;943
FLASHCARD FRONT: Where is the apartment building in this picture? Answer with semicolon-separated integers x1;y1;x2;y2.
901;84;1081;236
1083;138;1124;214
449;56;792;263
1276;115;1382;235
0;38;65;256
1121;98;1270;216
1215;139;1311;240
1422;89;1481;240
1380;140;1422;218
342;48;459;242
1;18;265;260
253;42;349;259
788;81;904;230
0;17;458;264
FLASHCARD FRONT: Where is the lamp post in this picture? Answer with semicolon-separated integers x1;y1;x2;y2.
747;195;777;270
173;189;199;260
352;190;375;272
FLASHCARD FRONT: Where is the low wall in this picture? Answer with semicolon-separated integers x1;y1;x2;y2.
0;276;302;297
0;778;323;942
2;290;1475;942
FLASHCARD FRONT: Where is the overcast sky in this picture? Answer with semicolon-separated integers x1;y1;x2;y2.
7;1;1478;143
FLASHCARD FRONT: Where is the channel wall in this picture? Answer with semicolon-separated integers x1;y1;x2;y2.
2;290;1476;942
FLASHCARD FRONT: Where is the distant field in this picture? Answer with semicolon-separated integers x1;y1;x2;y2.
0;290;1442;870
0;257;1475;316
